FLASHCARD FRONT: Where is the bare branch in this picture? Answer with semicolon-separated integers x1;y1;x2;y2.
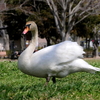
46;0;62;33
20;0;30;7
71;0;84;14
0;12;15;15
75;14;91;26
57;0;63;8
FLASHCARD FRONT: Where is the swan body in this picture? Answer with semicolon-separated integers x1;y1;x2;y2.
18;21;100;83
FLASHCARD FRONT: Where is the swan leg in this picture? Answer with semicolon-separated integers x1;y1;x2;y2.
45;76;51;85
45;76;56;85
52;77;56;83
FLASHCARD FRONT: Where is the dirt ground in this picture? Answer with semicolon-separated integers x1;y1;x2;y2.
0;57;100;62
84;57;100;60
0;59;17;62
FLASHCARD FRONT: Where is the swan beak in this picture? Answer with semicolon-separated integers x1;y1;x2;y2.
23;27;29;34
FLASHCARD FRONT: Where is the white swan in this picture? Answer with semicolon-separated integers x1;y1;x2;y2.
18;21;100;84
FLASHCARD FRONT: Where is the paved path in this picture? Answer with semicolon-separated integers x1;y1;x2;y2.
0;57;100;62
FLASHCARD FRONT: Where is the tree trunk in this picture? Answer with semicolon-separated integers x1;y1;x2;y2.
21;35;26;51
92;40;99;57
46;37;51;46
0;19;9;50
3;33;9;50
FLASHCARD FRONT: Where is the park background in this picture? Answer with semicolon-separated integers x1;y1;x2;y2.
0;0;100;58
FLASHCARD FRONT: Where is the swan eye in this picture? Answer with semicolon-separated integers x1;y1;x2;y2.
25;24;31;28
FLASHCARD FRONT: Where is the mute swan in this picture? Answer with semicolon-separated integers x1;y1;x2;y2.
18;21;100;84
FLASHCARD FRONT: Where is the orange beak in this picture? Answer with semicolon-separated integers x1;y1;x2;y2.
23;27;29;34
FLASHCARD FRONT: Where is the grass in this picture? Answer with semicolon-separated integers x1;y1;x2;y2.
0;59;100;100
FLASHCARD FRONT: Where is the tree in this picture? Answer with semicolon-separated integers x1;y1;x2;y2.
1;0;61;46
45;0;100;41
1;0;100;43
92;24;100;57
74;15;100;57
84;15;100;57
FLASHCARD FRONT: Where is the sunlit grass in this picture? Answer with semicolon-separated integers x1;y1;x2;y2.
0;59;100;100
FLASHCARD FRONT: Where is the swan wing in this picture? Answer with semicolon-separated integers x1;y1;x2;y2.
32;41;85;66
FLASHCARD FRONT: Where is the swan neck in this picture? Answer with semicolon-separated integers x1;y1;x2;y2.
31;29;38;46
27;27;38;54
20;27;38;59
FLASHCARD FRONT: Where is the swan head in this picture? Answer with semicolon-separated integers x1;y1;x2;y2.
23;21;37;34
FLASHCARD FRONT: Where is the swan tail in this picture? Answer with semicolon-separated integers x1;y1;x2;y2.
71;59;100;74
82;64;100;74
89;67;100;74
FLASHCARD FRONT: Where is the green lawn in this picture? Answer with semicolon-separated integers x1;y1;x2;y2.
0;59;100;100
